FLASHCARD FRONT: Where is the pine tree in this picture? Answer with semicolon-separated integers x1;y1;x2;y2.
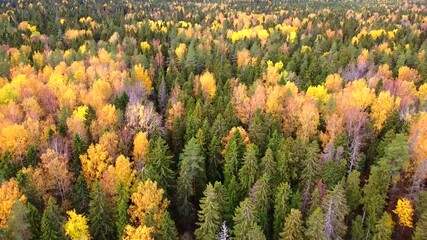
273;182;292;240
238;143;259;196
177;138;206;227
305;207;326;240
322;182;349;240
116;182;129;239
195;182;223;240
40;197;62;240
89;182;115;240
372;212;394;240
144;137;174;195
232;198;266;240
279;209;303;240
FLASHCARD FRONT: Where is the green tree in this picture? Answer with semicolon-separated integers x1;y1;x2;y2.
195;182;223;240
273;182;292;240
71;134;87;176
260;148;277;185
40;197;62;240
232;198;266;240
346;170;362;213
351;215;366;240
279;209;303;240
207;135;223;183
372;212;394;240
144;137;174;195
238;143;259;196
72;175;89;214
305;207;326;240
250;173;272;237
413;210;427;240
379;133;410;184
6;201;29;240
248;110;269;153
26;203;41;240
89;182;115;240
158;211;178;240
116;182;129;239
322;182;349;240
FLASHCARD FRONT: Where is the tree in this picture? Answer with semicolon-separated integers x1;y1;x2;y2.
305;207;326;240
133;131;149;168
26;203;41;240
64;210;91;240
248;110;269;152
158;212;178;240
5;201;30;240
370;91;400;132
128;180;169;231
207;135;223;183
279;209;303;240
0;179;26;229
72;175;89;214
40;197;62;240
372;212;394;240
144;137;174;194
260;148;277;184
393;198;414;228
80;144;112;186
100;155;136;196
273;182;292;240
116;183;129;239
177;138;206;226
122;225;154;240
199;71;217;100
232;198;266;240
88;182;115;240
250;173;273;236
346;170;362;212
413;210;427;240
380;134;410;184
133;64;153;93
322;182;349;240
238;144;259;196
195;182;223;240
71;134;87;176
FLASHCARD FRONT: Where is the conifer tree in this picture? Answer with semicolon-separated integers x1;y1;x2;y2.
88;182;115;240
372;212;394;240
249;110;269;152
413;210;427;240
40;197;62;240
195;182;223;240
207;135;223;183
6;201;29;240
72;175;89;214
322;182;349;240
158;211;178;240
346;170;362;213
233;198;266;240
26;203;41;240
279;209;303;240
116;182;129;239
238;143;259;196
260;148;277;184
273;182;292;240
305;207;326;240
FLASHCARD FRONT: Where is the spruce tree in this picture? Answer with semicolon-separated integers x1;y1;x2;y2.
6;201;29;240
305;207;326;240
372;212;394;240
195;182;223;240
40;197;62;240
158;211;178;240
207;135;223;183
273;182;292;240
72;175;89;214
250;173;273;238
248;110;269;153
116;182;129;239
346;170;362;213
322;182;349;240
413;210;427;240
232;198;266;240
26;203;41;240
238;143;259;196
89;182;115;240
351;215;366;240
144;137;174;195
279;209;303;240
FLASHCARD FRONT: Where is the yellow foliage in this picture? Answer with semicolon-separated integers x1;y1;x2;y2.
122;225;154;240
64;210;91;240
306;85;331;103
337;79;375;111
370;91;400;132
236;49;252;68
289;31;297;43
175;43;187;61
398;66;420;83
325;74;343;92
393;198;414;228
297;99;320;141
133;132;149;163
0;179;26;228
266;85;286;114
32;51;44;68
409;112;427;168
140;41;151;51
0;123;30;160
98;48;111;64
129;180;170;229
101;155;135;196
199;71;216;100
80;144;112;185
67;105;88;138
134;64;153;93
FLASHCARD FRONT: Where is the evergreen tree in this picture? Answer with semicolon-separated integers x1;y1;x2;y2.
89;182;115;240
379;133;410;184
116;182;129;239
72;175;89;214
346;170;362;213
238;143;259;196
144;137;174;195
195;182;223;240
71;134;87;176
158;211;178;240
273;182;292;240
250;173;273;237
26;203;41;240
207;135;223;183
40;197;62;240
413;210;427;240
351;215;366;240
372;212;394;240
322;182;349;240
260;148;277;184
177;138;206;227
305;207;326;240
232;198;266;240
279;209;303;240
248;110;269;153
6;201;30;240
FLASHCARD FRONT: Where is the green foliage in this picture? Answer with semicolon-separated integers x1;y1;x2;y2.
89;182;115;240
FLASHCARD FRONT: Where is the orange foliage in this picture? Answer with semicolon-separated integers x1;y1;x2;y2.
0;179;26;228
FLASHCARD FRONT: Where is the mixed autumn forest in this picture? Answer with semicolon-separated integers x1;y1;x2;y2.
0;0;426;239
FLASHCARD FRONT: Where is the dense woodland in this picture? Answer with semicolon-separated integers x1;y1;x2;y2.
0;0;426;239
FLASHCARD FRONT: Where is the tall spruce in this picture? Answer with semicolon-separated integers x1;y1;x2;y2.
279;209;303;240
88;182;115;240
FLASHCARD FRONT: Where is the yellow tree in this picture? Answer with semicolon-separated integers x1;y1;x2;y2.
64;210;91;240
0;123;30;162
175;43;187;61
199;71;217;100
134;64;153;93
392;198;414;228
80;144;112;185
128;180;169;229
0;179;26;228
101;155;136;196
133;132;149;167
297;99;319;141
370;91;401;132
122;225;154;240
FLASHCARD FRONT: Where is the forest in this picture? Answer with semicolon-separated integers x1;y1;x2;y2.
0;0;426;239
